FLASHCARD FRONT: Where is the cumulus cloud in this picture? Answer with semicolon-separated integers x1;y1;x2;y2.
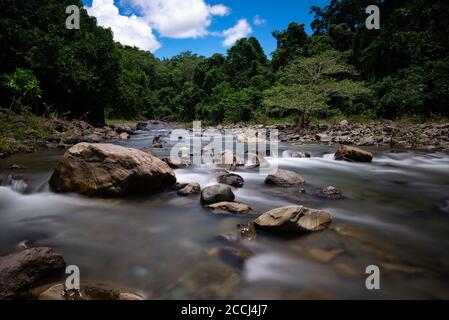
127;0;231;39
254;15;267;26
222;19;253;47
85;0;161;52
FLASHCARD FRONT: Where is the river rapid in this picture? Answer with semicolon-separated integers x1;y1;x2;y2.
1;127;449;299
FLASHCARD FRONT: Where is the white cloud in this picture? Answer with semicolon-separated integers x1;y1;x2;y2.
208;4;231;16
254;15;267;26
85;0;161;52
127;0;231;39
222;19;252;47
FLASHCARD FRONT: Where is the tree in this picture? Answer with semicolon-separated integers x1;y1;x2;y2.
264;84;328;128
2;68;41;113
271;23;309;71
264;50;371;128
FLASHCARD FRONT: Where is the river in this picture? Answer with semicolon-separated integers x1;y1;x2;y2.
1;127;449;299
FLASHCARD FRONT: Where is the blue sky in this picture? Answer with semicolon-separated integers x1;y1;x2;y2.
82;0;329;59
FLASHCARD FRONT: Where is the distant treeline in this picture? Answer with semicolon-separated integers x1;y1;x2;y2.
0;0;448;126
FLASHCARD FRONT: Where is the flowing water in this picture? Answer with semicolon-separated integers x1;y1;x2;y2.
1;127;449;299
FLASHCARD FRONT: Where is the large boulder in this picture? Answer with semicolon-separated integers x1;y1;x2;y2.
334;145;373;162
265;169;305;187
201;184;235;205
0;247;66;300
49;143;177;197
217;173;244;188
253;205;332;232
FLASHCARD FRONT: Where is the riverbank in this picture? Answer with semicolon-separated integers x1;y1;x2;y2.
1;115;449;159
0;114;143;159
204;119;449;153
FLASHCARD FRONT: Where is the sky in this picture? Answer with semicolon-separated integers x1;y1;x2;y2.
82;0;329;59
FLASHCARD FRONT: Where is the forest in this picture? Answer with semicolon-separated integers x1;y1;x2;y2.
0;0;448;126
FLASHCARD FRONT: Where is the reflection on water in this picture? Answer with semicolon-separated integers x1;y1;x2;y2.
1;129;449;299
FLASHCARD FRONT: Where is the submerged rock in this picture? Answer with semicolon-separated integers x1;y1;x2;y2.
7;175;29;194
37;283;143;300
438;200;449;214
201;184;235;205
206;202;252;214
209;246;253;268
316;186;343;200
162;157;190;169
217;173;244;188
152;142;163;148
265;169;305;187
177;182;201;196
0;247;66;300
253;205;332;232
285;151;311;158
307;248;343;263
179;263;241;299
9;164;28;170
334;145;373;162
49;143;176;197
215;150;243;170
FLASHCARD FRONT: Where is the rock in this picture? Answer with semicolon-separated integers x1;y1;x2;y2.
179;263;241;299
316;133;330;142
17;240;32;250
136;122;149;131
316;186;343;200
7;175;29;193
253;205;332;232
152;142;163;148
238;223;257;241
113;124;135;135
339;120;349;126
438;200;449;214
162;157;189;169
200;184;235;205
334;145;373;162
252;154;270;168
177;182;201;196
209;246;253;268
265;169;305;187
380;263;427;275
119;132;129;140
0;247;66;300
206;202;252;214
217;173;244;188
37;283;143;300
49;143;176;197
215;150;240;170
285;151;311;158
86;134;101;143
307;248;343;263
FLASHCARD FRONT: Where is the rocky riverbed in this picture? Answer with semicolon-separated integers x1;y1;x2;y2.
201;120;449;153
1;121;449;300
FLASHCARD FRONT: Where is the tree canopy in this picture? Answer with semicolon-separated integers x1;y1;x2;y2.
0;0;448;125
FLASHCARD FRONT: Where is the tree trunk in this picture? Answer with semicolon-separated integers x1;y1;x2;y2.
295;113;307;133
8;95;16;113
